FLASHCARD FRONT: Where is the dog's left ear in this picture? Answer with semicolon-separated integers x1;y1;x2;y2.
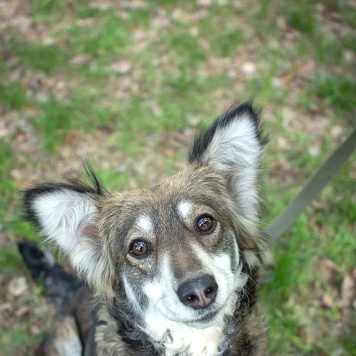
189;103;266;225
23;170;114;298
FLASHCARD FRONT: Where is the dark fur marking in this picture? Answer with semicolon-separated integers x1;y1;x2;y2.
96;320;108;327
18;240;83;310
112;296;159;356
220;264;258;355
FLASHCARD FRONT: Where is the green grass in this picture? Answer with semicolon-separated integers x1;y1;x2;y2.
31;0;100;22
314;73;356;114
287;6;316;36
10;41;68;74
0;322;46;354
34;98;73;151
212;29;244;57
0;81;27;110
0;0;355;354
0;248;24;272
167;32;205;65
260;152;356;354
31;0;63;21
0;141;17;216
81;16;131;56
0;139;40;275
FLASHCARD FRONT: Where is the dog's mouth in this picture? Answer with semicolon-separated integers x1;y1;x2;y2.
192;308;221;323
164;305;222;327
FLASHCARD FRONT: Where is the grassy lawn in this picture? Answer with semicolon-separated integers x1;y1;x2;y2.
0;0;355;354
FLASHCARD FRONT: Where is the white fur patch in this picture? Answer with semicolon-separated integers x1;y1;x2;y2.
136;215;154;234
144;310;225;356
123;275;142;315
176;200;193;220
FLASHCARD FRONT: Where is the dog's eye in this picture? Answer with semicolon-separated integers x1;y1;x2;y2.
129;239;152;259
196;215;216;234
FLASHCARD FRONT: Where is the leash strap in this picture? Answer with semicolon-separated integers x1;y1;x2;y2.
265;127;356;242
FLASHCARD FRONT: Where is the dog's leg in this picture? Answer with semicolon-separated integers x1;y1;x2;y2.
37;314;82;356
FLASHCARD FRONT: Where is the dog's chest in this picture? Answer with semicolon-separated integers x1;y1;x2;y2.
164;326;225;356
145;313;226;356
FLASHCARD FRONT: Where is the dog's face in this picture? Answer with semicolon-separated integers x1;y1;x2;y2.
24;103;265;330
101;165;247;328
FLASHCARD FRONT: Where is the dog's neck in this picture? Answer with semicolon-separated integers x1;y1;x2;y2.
108;265;258;356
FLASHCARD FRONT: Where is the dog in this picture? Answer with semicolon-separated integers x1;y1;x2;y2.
22;102;269;355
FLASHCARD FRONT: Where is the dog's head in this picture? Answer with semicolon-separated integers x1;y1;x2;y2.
24;103;266;329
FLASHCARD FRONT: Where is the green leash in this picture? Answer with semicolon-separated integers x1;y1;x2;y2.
265;127;356;242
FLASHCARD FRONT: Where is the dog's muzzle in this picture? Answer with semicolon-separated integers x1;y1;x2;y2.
177;274;218;309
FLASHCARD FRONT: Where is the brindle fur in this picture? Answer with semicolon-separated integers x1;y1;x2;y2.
24;103;269;355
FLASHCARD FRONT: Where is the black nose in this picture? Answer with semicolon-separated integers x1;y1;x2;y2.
177;274;218;309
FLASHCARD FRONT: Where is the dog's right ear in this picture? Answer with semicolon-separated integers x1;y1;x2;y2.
189;103;266;226
23;172;114;295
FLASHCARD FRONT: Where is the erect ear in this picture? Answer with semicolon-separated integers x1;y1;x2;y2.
189;103;266;225
23;172;114;296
